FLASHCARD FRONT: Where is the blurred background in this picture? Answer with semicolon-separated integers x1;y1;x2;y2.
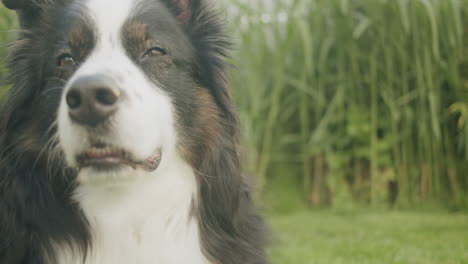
1;0;468;263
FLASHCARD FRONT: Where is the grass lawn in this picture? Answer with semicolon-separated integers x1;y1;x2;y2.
267;211;468;264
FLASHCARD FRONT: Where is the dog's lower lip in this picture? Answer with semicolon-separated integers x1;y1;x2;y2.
77;147;162;172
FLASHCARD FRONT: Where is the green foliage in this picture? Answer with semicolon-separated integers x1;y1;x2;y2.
225;0;468;209
269;210;468;264
0;6;16;98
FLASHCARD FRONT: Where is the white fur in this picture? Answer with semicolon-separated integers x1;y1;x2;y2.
56;0;209;263
55;156;207;264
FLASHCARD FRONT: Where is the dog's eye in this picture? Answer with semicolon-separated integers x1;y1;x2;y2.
143;47;167;58
57;54;76;67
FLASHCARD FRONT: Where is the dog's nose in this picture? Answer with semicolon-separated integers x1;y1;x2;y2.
66;75;122;127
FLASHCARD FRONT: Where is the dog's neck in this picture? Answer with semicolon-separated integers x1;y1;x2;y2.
56;155;208;264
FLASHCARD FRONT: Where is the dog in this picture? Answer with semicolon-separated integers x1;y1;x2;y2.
0;0;266;263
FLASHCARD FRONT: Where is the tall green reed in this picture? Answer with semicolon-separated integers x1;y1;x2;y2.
225;0;468;208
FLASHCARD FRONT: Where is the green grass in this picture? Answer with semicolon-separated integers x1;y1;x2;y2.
268;211;468;264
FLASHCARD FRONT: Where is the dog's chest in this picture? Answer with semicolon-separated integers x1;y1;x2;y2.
55;164;210;264
56;213;207;264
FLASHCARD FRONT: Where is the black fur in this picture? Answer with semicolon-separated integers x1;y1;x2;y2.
0;0;267;263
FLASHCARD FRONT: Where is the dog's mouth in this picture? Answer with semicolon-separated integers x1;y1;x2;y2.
76;144;162;172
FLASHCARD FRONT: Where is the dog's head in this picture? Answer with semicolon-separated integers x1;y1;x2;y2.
1;0;234;184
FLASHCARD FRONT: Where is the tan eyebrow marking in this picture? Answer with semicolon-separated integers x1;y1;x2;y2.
125;22;148;41
123;21;152;52
69;26;88;47
68;23;95;59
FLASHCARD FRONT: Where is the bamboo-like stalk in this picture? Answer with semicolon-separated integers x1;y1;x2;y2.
224;0;467;208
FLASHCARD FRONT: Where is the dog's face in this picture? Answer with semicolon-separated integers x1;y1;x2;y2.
32;0;205;182
55;0;203;182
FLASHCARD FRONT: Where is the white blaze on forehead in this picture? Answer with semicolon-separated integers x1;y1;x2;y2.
70;0;140;78
85;0;138;37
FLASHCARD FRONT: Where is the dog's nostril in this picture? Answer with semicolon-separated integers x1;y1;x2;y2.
95;87;120;106
66;90;82;109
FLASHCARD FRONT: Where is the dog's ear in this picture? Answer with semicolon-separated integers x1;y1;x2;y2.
2;0;28;10
2;0;46;28
163;0;202;25
174;0;195;24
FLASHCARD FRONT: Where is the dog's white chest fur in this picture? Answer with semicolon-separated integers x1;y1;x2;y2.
55;158;208;264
